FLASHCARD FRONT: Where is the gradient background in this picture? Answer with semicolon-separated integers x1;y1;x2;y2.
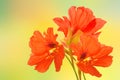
0;0;120;80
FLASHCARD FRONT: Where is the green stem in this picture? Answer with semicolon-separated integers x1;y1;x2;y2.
65;54;72;66
65;49;76;61
69;48;80;80
78;70;81;80
83;72;86;80
65;54;79;80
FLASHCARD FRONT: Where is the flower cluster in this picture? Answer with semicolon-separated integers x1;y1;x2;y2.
28;6;113;80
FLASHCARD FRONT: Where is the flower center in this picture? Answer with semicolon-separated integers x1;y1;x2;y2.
49;48;56;53
80;53;86;60
80;52;91;62
48;43;57;54
48;43;56;48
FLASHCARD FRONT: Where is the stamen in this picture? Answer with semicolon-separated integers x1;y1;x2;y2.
83;57;91;62
48;43;56;48
80;53;86;59
49;48;56;53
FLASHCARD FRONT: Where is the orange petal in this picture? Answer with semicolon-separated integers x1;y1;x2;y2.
86;38;100;56
93;46;113;59
53;17;69;36
28;53;48;66
92;32;101;38
45;28;58;43
69;6;76;26
86;18;106;34
76;7;83;25
77;62;101;77
70;43;83;59
80;34;100;56
77;7;95;30
92;56;113;67
54;45;64;72
29;31;48;55
35;55;54;73
82;19;96;32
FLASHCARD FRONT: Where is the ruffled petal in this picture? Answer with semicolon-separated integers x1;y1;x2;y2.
44;28;58;43
92;56;113;67
53;45;65;71
29;31;48;55
93;45;113;59
70;43;83;59
69;6;76;27
53;17;70;36
35;55;54;73
28;53;48;66
77;62;101;77
77;7;95;30
80;34;100;56
76;7;83;26
85;18;106;34
82;19;96;32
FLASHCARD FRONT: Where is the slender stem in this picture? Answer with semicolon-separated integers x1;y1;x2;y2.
78;70;81;80
65;54;79;80
65;54;72;66
83;72;86;80
64;49;76;61
69;48;79;80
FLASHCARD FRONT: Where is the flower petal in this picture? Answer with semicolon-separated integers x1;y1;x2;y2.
93;45;113;59
80;34;100;56
29;31;48;55
77;7;95;30
53;17;70;36
85;18;106;34
53;45;64;71
70;43;83;59
76;7;83;26
35;55;54;73
44;28;58;43
77;62;101;77
82;19;96;32
69;6;76;27
92;56;113;67
28;53;48;66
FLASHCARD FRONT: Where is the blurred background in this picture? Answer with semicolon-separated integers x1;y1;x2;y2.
0;0;120;80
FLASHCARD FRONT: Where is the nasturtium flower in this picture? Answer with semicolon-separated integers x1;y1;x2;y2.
53;6;106;37
70;33;113;77
27;5;113;80
28;28;64;72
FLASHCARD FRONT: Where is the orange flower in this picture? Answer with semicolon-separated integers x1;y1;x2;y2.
70;33;113;77
28;28;64;72
54;6;106;37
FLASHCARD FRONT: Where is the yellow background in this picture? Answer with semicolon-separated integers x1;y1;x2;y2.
0;0;120;80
